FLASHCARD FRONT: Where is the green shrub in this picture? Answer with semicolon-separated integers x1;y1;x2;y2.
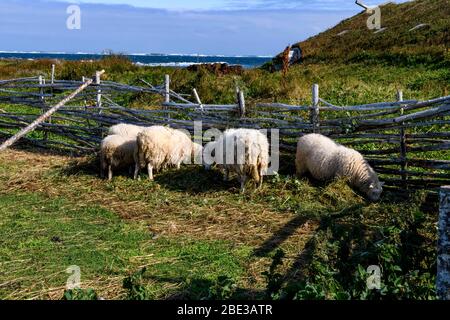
62;288;98;300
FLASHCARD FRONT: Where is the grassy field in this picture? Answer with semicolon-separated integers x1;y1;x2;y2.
0;147;438;300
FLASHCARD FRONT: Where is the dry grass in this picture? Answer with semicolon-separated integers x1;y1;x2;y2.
0;148;323;299
0;148;437;300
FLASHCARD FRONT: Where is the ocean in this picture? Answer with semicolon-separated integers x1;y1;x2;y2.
0;52;272;69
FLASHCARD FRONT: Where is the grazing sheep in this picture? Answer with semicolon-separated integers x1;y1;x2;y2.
108;123;146;138
134;126;203;180
295;133;384;201
100;134;137;181
204;129;269;192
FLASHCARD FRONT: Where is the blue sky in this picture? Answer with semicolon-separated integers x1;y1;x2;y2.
0;0;405;56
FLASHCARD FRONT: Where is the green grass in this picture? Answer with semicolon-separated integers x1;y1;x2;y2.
0;190;250;300
0;149;439;300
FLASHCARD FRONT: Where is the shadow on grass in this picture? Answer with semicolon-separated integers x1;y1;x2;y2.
144;275;265;300
56;154;237;193
154;166;239;194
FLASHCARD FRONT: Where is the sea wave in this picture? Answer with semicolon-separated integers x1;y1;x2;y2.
134;61;231;67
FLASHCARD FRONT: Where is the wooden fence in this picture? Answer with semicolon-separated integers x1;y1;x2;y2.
0;67;449;193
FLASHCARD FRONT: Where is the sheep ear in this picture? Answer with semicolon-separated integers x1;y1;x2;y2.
380;182;385;187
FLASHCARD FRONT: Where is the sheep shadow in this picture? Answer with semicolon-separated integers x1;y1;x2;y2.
143;275;265;300
56;155;251;193
154;166;237;194
56;153;103;177
251;205;367;291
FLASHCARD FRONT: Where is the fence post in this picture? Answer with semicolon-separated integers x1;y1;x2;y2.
398;90;408;188
164;74;170;104
96;71;102;114
82;76;91;128
438;186;450;300
235;86;240;115
51;64;55;85
38;76;49;141
238;89;246;118
310;84;319;133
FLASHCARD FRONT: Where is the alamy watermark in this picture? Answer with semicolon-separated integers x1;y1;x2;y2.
66;265;81;290
366;265;382;290
355;0;383;31
66;5;81;30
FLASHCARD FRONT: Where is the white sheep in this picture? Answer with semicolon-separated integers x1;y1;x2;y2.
204;128;269;192
295;133;384;201
107;123;146;138
134;126;203;180
100;134;137;181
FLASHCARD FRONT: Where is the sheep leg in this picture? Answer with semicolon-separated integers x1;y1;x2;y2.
258;173;264;189
295;159;307;177
147;164;154;180
223;167;229;182
133;162;140;180
100;163;105;179
107;165;113;181
240;175;247;193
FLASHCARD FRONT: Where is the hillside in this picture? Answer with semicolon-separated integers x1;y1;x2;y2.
272;0;450;66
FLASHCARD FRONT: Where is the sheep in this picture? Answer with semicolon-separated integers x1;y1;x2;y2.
134;126;203;180
295;133;384;201
100;134;137;181
107;123;146;138
204;128;269;192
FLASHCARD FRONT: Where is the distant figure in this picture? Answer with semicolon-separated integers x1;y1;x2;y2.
289;46;302;64
282;45;291;76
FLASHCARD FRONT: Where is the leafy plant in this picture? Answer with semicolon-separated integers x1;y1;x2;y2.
207;276;237;300
123;267;150;300
62;288;98;300
262;249;286;299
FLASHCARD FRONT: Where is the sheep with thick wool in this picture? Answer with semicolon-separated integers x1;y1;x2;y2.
100;134;137;180
108;123;146;138
204;129;269;192
134;126;203;180
295;134;384;201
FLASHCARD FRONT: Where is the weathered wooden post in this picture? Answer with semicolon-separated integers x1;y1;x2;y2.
96;71;102;113
82;76;91;128
235;86;240;115
238;89;246;118
38;76;49;141
310;84;320;133
164;74;170;104
398;90;408;188
38;75;44;103
51;64;55;85
438;186;450;300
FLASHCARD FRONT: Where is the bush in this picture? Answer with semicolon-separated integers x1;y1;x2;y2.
123;267;150;300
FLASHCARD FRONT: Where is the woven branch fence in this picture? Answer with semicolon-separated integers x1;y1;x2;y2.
0;67;449;193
